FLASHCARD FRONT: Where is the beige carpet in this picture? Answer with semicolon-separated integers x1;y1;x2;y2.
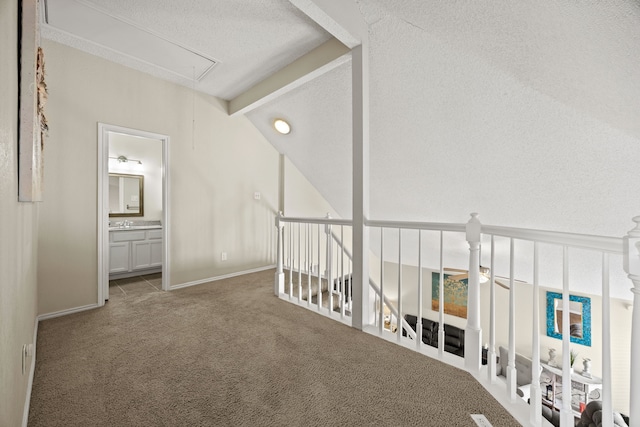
28;269;520;426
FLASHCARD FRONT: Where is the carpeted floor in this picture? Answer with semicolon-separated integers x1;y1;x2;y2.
28;269;520;426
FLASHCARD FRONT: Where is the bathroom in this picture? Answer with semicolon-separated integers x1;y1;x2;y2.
106;130;164;300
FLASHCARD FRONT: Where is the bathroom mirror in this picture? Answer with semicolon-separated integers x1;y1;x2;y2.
109;173;144;217
546;291;591;346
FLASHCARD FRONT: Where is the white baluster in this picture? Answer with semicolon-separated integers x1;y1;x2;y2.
379;228;385;336
530;242;542;426
438;231;445;357
417;230;423;351
397;228;403;343
298;222;302;302
560;246;573;427
488;235;497;383
289;223;293;298
308;223;312;308
507;238;517;401
340;226;345;319
601;253;613;427
274;212;285;296
325;213;332;316
317;223;322;311
465;213;482;372
623;216;640;427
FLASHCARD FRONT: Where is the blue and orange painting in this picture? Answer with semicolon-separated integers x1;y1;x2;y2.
431;272;468;319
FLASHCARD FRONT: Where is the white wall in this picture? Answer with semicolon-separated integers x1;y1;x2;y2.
0;1;40;425
37;40;281;314
381;261;631;414
108;133;162;221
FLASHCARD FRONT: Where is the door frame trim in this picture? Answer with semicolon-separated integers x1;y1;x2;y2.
97;123;170;305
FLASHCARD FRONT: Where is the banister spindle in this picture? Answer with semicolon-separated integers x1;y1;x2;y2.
325;213;332;317
417;230;422;351
317;223;322;311
488;235;497;383
465;213;482;372
289;223;293;298
438;231;445;357
560;246;573;427
379;228;385;336
506;238;517;401
623;216;640;427
340;225;345;319
298;222;302;303
530;242;542;426
274;212;284;296
308;223;312;308
601;253;613;427
397;228;402;343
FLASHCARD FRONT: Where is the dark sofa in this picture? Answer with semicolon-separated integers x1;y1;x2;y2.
402;314;465;357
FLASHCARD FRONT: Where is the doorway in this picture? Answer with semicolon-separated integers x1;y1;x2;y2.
97;123;170;306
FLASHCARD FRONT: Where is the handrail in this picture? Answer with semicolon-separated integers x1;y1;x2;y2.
283;215;623;254
366;219;466;233
279;215;352;227
482;225;623;254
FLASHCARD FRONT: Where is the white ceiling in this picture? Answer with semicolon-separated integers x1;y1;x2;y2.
42;0;332;99
41;0;640;298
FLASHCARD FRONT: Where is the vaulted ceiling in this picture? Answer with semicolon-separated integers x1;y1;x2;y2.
42;0;640;297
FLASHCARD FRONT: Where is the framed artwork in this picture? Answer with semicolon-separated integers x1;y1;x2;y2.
431;272;468;319
18;0;47;202
546;291;591;347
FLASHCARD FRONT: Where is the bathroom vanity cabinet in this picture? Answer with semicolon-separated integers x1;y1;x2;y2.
109;227;162;277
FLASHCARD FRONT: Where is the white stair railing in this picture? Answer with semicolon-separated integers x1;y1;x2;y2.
274;212;636;427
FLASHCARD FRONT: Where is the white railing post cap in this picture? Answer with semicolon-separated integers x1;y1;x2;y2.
629;216;640;237
466;212;481;242
624;216;640;276
275;211;284;228
325;213;332;233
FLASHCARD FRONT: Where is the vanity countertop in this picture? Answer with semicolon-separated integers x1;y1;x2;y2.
109;225;162;231
109;220;162;231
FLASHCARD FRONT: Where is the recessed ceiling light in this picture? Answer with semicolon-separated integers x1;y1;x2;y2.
273;119;291;135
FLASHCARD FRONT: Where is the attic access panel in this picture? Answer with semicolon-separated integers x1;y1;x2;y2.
43;0;217;81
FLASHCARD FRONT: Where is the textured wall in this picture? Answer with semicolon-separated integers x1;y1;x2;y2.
38;40;281;315
248;1;640;298
0;0;40;425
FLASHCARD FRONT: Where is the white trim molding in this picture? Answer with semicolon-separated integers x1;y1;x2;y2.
22;319;39;427
171;265;276;291
38;304;99;321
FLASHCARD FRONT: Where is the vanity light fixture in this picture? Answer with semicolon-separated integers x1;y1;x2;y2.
273;118;291;135
109;155;142;165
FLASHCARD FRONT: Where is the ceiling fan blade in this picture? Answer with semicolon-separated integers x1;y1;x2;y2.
494;279;510;289
494;275;528;284
449;273;469;281
443;268;468;273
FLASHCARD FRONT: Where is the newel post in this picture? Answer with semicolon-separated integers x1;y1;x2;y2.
325;213;332;315
623;216;640;427
274;212;285;296
465;212;482;372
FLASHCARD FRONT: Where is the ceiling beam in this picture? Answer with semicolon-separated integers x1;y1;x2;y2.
228;37;350;117
288;0;366;48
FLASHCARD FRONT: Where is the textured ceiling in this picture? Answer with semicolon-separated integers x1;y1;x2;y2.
41;0;331;99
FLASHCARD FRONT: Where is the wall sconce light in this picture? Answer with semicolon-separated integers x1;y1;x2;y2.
109;155;142;165
273;118;291;135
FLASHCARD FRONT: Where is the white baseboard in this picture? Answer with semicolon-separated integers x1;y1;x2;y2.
22;318;38;427
170;265;276;290
38;303;99;321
